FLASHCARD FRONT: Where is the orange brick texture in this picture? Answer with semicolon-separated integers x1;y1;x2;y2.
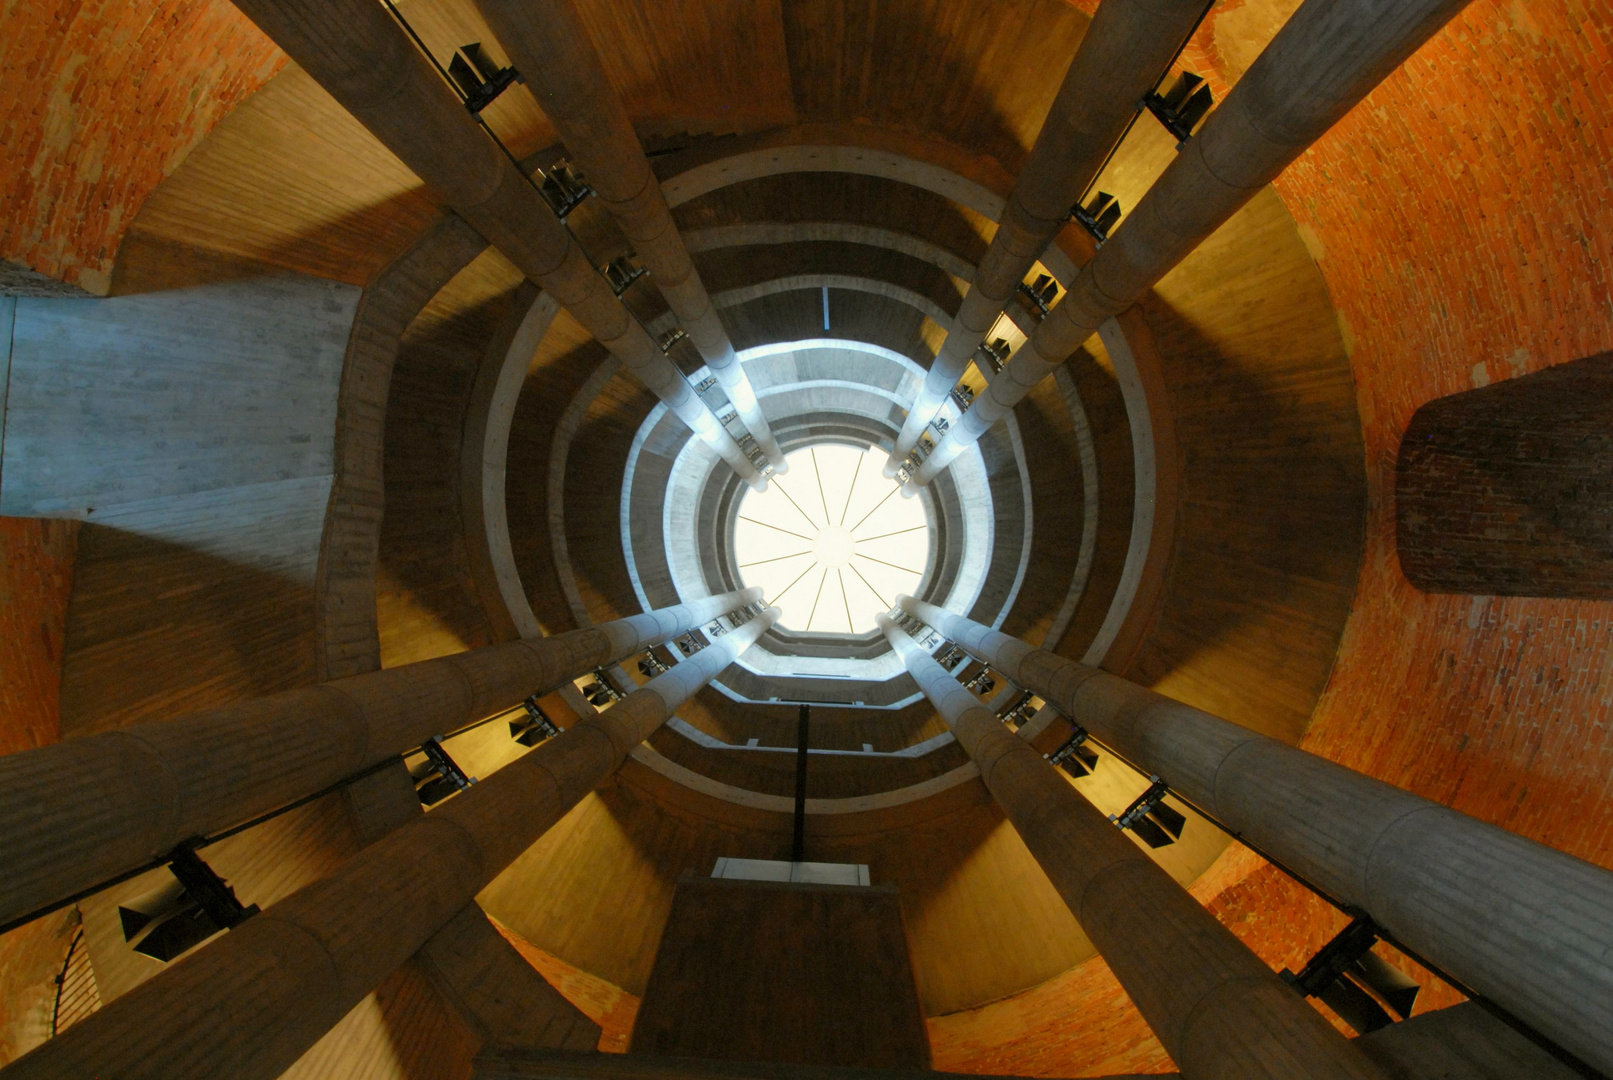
932;2;1612;1074
1397;351;1613;596
0;519;77;755
0;0;283;293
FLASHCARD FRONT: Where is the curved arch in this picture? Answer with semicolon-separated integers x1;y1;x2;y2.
683;221;978;283
654;125;1170;668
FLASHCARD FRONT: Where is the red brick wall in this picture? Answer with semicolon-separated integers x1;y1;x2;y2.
0;0;283;294
932;2;1613;1073
0;518;77;755
1280;0;1613;863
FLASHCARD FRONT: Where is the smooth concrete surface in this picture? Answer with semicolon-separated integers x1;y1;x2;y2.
886;0;1204;472
412;903;600;1053
477;0;785;470
0;589;758;928
461;286;562;642
1356;1002;1582;1080
907;0;1476;488
1354;1005;1580;1080
474;1046;1177;1080
629;877;930;1068
226;0;763;488
0;278;356;607
1;608;779;1080
902;597;1613;1075
879;617;1386;1080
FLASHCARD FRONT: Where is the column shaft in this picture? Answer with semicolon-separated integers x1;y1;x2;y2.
2;608;779;1080
1396;351;1613;596
879;617;1385;1080
900;596;1613;1074
476;0;785;471
905;0;1474;490
226;0;763;488
0;589;759;929
885;0;1205;474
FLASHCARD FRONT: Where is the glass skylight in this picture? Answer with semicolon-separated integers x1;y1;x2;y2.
734;443;930;634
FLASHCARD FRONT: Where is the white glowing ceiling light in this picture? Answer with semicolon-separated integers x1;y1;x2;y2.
734;443;930;634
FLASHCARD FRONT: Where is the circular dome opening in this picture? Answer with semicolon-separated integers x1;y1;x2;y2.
734;443;930;634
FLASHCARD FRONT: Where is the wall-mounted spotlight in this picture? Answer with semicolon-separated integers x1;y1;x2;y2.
602;254;648;296
510;695;562;747
447;42;522;115
411;735;477;806
975;338;1012;374
1072;191;1123;246
118;846;258;963
1016;274;1060;318
1146;71;1215;148
536;160;591;220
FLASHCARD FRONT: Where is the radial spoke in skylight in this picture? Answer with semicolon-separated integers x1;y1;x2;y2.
733;443;930;634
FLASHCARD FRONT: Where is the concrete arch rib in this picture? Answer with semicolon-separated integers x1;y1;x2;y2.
647;274;958;336
656;125;1172;668
682;222;978;284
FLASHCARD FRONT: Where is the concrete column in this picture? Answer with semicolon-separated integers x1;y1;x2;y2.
413;903;601;1052
475;0;785;473
878;617;1386;1080
1396;350;1613;596
899;596;1613;1075
903;0;1475;490
2;607;779;1080
226;0;764;489
884;0;1205;475
0;588;759;930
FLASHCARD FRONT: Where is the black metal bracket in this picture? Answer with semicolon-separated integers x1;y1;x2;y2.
657;327;688;353
1000;690;1037;727
1071;191;1122;246
1145;71;1214;149
414;735;477;806
1017;274;1060;318
964;668;996;696
976;337;1011;374
510;695;562;747
1046;724;1100;777
1280;912;1421;1035
117;842;259;962
602;254;648;296
637;649;670;679
536;160;591;219
948;384;975;412
1110;775;1186;848
935;643;967;671
446;43;522;115
580;669;624;707
167;843;259;931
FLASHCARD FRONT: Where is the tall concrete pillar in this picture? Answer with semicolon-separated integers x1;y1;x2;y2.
2;607;779;1080
904;0;1475;490
1397;351;1613;596
225;0;765;489
883;0;1205;476
475;0;786;472
899;596;1613;1074
0;588;759;930
878;616;1386;1080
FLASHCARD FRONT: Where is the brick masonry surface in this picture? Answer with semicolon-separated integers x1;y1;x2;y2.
0;0;284;293
0;518;76;755
1398;351;1613;596
929;0;1613;1073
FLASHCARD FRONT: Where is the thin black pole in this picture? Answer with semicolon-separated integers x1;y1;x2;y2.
791;704;810;863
